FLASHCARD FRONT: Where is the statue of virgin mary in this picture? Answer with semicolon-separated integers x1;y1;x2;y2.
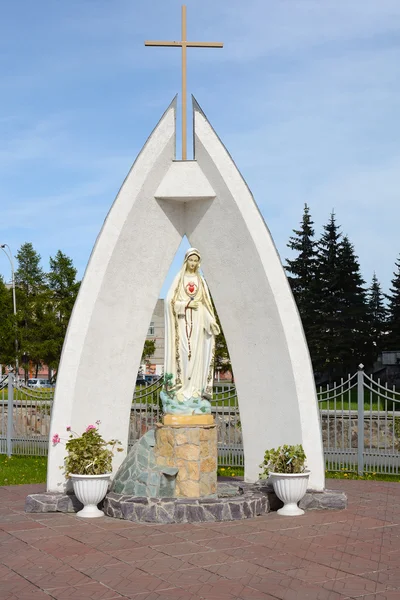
161;248;220;415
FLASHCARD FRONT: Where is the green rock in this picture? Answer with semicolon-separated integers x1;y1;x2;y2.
110;430;178;497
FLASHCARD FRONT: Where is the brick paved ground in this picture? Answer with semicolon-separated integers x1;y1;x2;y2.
1;479;399;599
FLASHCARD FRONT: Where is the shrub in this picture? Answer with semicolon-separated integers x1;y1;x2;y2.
259;444;306;477
52;422;123;476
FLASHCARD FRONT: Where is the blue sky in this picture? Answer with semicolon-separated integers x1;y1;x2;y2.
1;0;399;297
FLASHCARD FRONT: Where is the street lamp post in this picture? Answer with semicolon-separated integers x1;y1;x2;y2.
0;244;19;378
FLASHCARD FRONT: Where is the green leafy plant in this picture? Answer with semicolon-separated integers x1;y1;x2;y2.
259;444;306;477
52;421;123;476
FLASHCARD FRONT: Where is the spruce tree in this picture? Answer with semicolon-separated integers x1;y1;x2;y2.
335;236;371;372
286;203;317;296
315;220;372;378
386;255;400;350
314;212;343;378
285;204;320;366
368;273;387;358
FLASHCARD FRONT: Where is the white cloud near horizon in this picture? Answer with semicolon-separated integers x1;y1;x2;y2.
0;0;399;296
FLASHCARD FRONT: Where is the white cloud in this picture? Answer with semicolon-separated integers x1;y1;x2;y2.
1;0;400;296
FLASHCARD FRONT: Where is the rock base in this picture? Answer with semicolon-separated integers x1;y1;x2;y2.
104;488;268;523
110;430;178;497
25;492;83;514
240;481;348;512
300;488;348;510
25;481;347;520
154;422;217;498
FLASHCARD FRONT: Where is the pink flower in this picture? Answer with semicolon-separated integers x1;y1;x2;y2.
52;433;60;445
66;426;71;431
85;425;96;432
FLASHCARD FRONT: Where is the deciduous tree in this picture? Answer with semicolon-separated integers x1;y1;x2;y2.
15;243;46;377
142;340;156;364
0;277;15;367
45;250;80;372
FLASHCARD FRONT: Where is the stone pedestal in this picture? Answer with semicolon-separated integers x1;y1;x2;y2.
154;420;217;498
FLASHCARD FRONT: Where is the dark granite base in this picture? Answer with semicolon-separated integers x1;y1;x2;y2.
301;488;348;510
103;488;268;523
240;482;347;512
25;492;83;514
25;481;347;521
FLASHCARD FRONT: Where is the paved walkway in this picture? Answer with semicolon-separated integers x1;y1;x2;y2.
0;480;399;599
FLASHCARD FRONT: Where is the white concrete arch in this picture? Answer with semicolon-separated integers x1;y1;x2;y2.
190;98;324;489
47;97;325;492
47;98;184;491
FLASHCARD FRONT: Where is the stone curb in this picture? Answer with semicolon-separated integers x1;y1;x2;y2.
25;492;83;513
239;482;348;511
25;481;347;520
103;490;269;523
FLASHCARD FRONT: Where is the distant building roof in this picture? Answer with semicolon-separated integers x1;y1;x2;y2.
380;351;400;365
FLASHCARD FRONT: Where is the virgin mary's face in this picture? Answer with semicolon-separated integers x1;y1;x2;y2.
186;255;200;272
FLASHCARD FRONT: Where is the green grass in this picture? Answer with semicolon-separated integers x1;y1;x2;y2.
217;466;400;483
1;455;399;487
133;389;400;410
0;389;53;402
217;466;244;477
7;385;399;412
320;401;393;411
132;396;239;408
0;455;244;484
326;470;400;482
0;455;47;485
318;386;400;411
212;399;239;408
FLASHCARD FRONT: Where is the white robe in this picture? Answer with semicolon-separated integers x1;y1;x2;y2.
164;268;218;403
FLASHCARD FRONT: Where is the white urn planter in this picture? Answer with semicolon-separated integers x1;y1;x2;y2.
70;473;111;518
269;471;310;516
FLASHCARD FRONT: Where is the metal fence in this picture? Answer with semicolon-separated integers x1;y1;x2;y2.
2;367;400;475
0;374;53;457
319;367;400;475
128;379;243;469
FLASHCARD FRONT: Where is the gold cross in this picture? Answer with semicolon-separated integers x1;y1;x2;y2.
145;5;223;161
